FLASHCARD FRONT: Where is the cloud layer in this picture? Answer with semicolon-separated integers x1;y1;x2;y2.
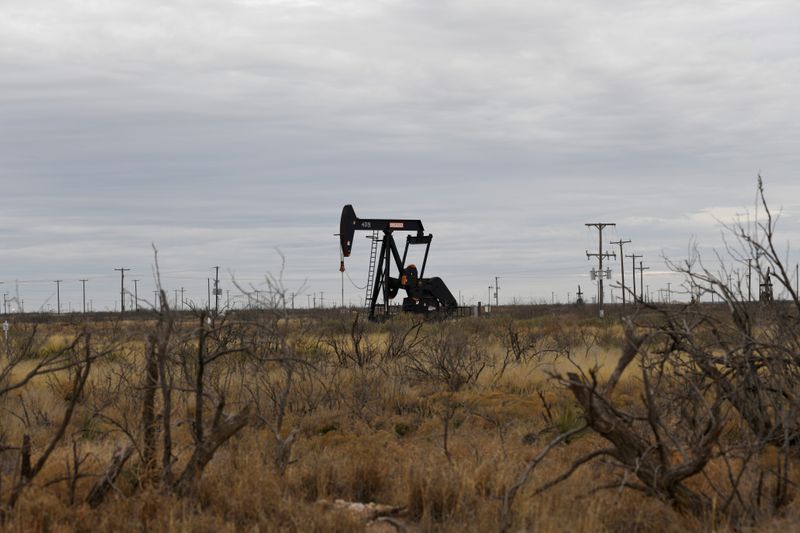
1;0;799;309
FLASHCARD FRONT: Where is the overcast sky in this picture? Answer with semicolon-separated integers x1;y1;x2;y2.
1;0;799;311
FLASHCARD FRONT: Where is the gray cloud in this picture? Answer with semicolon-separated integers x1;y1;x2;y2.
1;0;799;309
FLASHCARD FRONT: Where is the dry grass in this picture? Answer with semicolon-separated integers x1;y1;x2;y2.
0;308;798;532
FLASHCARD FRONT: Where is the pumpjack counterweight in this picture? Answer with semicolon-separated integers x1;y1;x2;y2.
339;205;458;321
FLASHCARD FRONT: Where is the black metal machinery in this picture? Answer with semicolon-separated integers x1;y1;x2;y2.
339;205;459;320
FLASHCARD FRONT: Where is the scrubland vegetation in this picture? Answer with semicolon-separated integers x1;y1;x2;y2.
1;298;798;532
2;184;799;532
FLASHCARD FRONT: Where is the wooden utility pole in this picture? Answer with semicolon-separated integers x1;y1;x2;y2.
626;253;642;303
114;268;130;313
79;279;88;313
610;239;631;306
133;279;139;312
585;223;616;317
213;266;221;314
54;280;63;314
635;261;650;303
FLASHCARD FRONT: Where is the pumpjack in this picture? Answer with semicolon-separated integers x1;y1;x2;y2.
339;205;459;320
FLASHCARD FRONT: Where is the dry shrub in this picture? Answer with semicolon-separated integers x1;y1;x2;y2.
289;431;399;504
5;274;800;533
406;459;474;524
405;323;488;392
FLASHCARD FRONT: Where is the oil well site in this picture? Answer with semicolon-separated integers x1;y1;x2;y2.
3;1;800;531
2;186;800;532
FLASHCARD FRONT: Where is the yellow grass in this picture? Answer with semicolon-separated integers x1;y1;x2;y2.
0;310;797;532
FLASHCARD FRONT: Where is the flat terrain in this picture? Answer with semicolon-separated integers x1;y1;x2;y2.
0;304;798;531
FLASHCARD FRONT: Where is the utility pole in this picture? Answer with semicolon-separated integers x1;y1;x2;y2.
114;268;130;313
320;291;324;309
213;266;220;314
636;261;650;303
133;279;139;311
576;285;584;304
747;259;752;302
760;267;774;302
666;282;671;303
610;239;631;306
153;290;159;309
180;287;185;310
494;276;500;307
626;253;642;303
14;281;21;314
54;280;62;314
585;223;616;317
488;286;492;311
79;279;87;313
174;289;179;309
291;292;295;310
